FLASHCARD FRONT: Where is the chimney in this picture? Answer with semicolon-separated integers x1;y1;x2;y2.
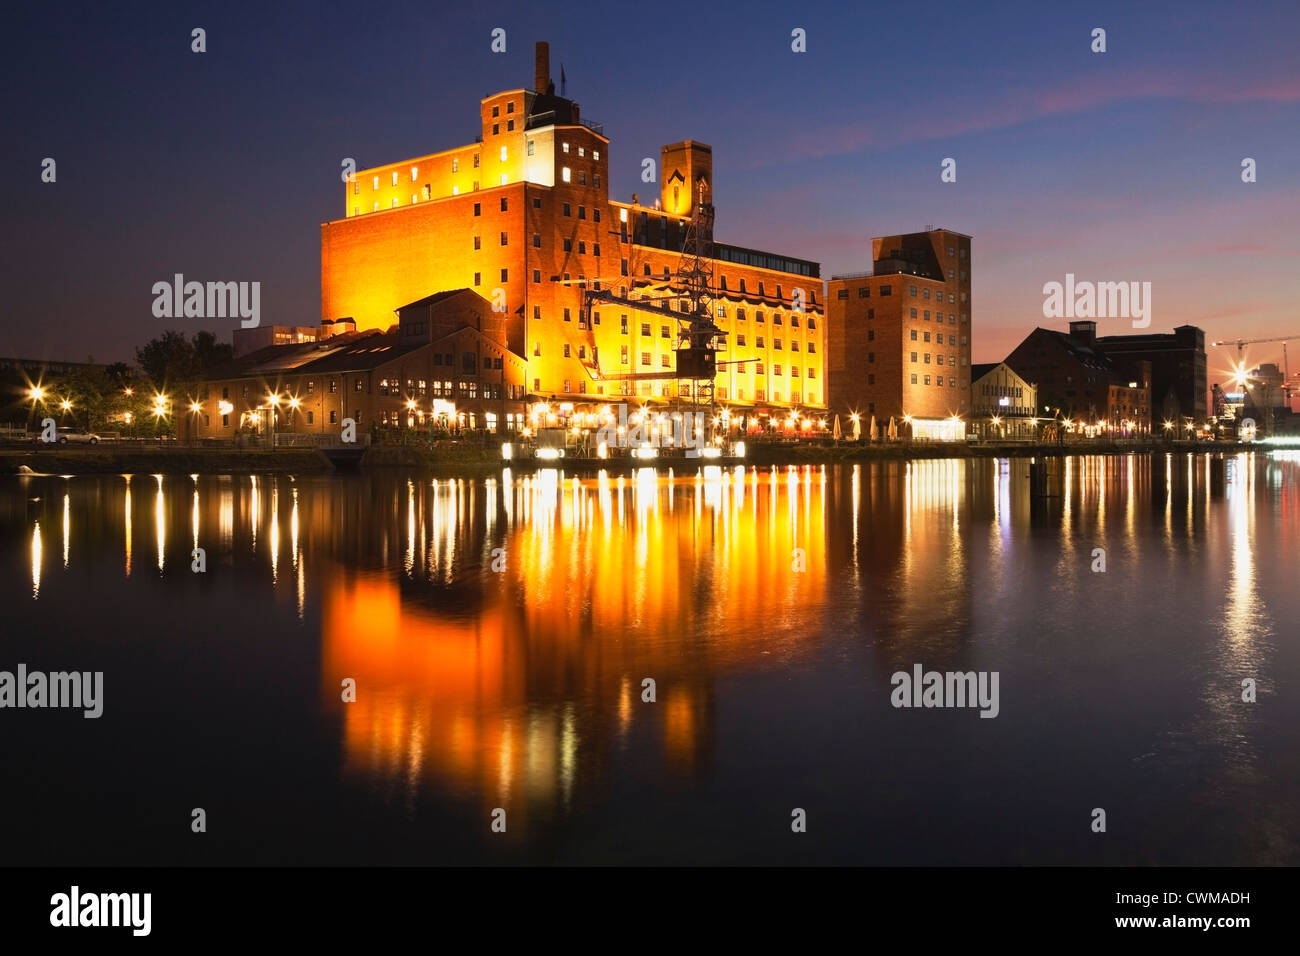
534;42;550;94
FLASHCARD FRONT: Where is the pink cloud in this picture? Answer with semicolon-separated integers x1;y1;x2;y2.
759;68;1300;166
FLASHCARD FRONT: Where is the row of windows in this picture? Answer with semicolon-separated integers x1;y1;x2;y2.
862;306;968;324
910;374;958;387
910;330;962;345
981;383;1025;398
909;352;962;366
716;276;817;304
733;335;815;352
843;285;962;304
529;377;821;404
559;167;600;188
719;308;813;328
517;303;821;337
559;142;599;161
356;154;483;194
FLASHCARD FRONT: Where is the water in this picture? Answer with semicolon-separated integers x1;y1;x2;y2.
1;453;1297;865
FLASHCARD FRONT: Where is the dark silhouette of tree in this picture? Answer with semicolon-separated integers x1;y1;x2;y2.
135;330;233;389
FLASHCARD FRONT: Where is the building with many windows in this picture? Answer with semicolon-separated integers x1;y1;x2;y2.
195;289;526;438
1003;321;1151;436
1093;324;1207;426
826;228;972;439
320;42;824;421
970;362;1038;440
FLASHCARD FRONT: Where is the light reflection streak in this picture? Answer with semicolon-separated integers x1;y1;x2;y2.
31;520;42;598
154;474;165;572
123;476;132;576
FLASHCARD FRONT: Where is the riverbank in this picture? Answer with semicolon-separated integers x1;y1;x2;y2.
363;439;1259;474
0;439;1262;477
0;446;333;475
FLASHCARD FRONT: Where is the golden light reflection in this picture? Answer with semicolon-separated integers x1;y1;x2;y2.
123;476;132;576
31;520;42;598
154;474;165;572
269;482;279;583
321;466;830;819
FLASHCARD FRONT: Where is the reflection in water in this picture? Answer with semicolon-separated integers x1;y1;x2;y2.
314;465;832;822
154;474;165;572
7;452;1299;863
123;475;132;576
31;519;41;599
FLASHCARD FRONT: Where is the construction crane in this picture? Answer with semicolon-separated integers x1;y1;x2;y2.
1211;334;1300;398
579;179;726;429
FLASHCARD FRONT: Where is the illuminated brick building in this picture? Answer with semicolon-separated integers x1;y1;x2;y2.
1004;321;1151;436
320;42;824;419
196;289;526;438
970;362;1038;440
826;228;972;439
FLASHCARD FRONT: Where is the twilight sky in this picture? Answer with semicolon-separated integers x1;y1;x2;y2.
5;0;1299;390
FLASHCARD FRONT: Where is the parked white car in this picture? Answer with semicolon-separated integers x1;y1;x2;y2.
54;427;101;444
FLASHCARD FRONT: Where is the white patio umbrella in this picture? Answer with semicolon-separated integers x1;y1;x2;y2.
832;414;842;441
866;414;875;442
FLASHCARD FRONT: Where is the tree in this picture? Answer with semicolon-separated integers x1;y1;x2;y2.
136;330;198;386
135;330;233;397
60;365;112;431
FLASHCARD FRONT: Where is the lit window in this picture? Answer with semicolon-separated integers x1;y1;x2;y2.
593;151;600;161
411;167;418;181
500;174;508;185
452;185;459;195
391;198;398;207
619;208;627;222
372;176;378;190
500;146;507;162
392;172;398;186
562;167;571;182
563;143;570;153
526;140;534;156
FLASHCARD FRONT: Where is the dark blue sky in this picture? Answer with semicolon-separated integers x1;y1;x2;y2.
6;0;1299;384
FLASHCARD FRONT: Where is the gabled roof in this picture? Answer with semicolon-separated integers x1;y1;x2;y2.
204;328;420;380
429;324;527;365
394;289;476;312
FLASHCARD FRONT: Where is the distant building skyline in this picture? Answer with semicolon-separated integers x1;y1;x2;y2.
6;1;1299;389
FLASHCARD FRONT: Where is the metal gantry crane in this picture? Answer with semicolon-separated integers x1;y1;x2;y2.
1211;334;1300;398
578;179;728;437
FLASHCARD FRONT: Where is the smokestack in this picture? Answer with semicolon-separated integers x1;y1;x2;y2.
534;42;550;94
